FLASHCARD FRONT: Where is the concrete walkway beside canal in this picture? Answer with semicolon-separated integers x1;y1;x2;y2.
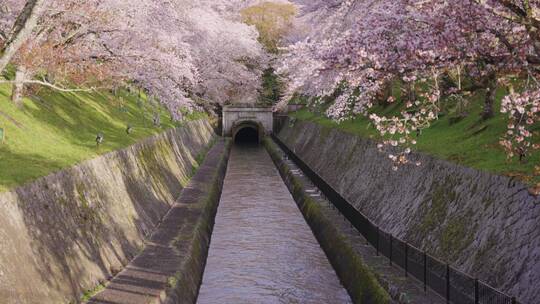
197;145;351;304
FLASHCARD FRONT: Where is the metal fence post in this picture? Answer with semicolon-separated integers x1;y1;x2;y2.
389;234;393;266
366;229;369;245
474;279;479;304
423;252;427;293
376;227;379;256
405;245;408;277
446;264;450;304
512;297;517;304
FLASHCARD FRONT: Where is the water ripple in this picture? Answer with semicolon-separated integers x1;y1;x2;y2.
197;145;352;304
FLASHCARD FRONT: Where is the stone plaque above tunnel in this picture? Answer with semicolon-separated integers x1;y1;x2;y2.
222;105;273;140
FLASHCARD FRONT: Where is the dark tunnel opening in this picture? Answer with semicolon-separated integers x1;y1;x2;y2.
234;127;259;144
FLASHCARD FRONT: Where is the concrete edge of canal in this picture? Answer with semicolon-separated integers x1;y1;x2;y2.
89;138;232;304
264;137;392;304
163;138;231;304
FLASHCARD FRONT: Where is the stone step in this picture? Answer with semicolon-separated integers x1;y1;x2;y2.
88;140;230;304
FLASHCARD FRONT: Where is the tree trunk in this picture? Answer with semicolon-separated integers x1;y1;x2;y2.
407;82;416;103
0;0;45;74
377;81;393;104
11;66;26;106
482;73;497;120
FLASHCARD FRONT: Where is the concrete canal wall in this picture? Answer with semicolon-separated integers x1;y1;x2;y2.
89;139;231;304
278;119;540;304
0;120;215;304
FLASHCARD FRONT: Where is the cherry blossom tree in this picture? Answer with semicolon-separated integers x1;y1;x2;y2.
278;0;539;164
0;0;266;117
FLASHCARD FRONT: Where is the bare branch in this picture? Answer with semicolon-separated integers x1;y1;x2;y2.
0;79;95;93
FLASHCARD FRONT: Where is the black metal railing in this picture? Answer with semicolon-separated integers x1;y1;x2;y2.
271;134;520;304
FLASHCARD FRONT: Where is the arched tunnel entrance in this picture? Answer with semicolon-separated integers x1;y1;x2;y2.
235;127;259;143
232;121;263;144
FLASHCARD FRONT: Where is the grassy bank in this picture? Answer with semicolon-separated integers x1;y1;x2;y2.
291;91;540;185
0;83;206;192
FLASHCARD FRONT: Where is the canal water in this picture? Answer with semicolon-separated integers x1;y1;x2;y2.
197;144;352;304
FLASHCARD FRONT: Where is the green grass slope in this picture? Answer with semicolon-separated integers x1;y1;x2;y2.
292;90;540;185
0;83;205;192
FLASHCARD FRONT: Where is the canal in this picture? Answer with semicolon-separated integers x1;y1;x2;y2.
197;144;351;303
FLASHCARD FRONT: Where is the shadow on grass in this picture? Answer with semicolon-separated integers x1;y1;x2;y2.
0;146;66;190
22;91;141;151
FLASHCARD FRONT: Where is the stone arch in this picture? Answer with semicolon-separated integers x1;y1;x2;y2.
232;120;264;144
222;106;273;137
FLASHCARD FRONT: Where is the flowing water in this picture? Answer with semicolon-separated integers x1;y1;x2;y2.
197;144;352;304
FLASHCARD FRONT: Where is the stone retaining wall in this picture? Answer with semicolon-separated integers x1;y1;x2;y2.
278;119;540;304
89;139;230;304
0;120;215;304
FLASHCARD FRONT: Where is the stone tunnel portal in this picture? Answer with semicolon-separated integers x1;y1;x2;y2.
222;106;273;144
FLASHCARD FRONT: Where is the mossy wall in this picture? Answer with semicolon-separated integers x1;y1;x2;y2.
264;138;390;304
88;139;230;304
163;139;230;304
278;119;540;304
0;120;215;304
